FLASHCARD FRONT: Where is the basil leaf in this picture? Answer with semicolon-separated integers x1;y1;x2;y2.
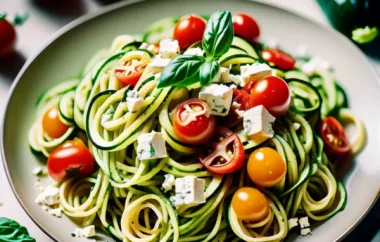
157;55;205;88
202;11;234;59
199;60;220;86
0;217;36;242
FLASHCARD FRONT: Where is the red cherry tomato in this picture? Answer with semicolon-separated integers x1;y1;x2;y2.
250;76;290;117
0;17;16;58
173;15;206;50
47;143;95;182
320;117;350;157
261;49;296;70
232;13;260;42
173;98;216;145
42;106;69;139
226;89;253;127
114;59;150;86
242;80;257;94
199;127;245;174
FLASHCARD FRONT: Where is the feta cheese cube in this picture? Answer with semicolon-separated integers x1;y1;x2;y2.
300;228;312;236
162;174;175;192
299;216;310;229
199;84;233;116
229;74;244;87
126;90;144;113
32;167;43;176
211;67;231;83
48;208;62;217
174;176;205;207
82;225;96;238
232;101;245;118
147;55;171;73
288;218;299;230
293;122;301;131
301;56;333;76
35;185;60;206
183;47;205;57
243;105;276;138
240;63;272;86
159;38;180;59
137;132;167;160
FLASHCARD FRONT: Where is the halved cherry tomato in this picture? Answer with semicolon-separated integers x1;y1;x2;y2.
226;89;253;127
320;117;350;157
232;187;269;221
42;106;69;139
247;147;286;187
261;49;296;70
173;15;206;50
232;13;260;42
173;98;215;145
114;58;150;86
250;76;290;118
242;80;257;94
199;127;245;174
47;143;95;182
0;16;16;58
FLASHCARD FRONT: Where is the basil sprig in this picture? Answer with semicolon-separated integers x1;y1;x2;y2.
0;217;36;242
157;11;233;88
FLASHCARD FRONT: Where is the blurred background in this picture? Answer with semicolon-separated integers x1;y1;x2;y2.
0;0;379;241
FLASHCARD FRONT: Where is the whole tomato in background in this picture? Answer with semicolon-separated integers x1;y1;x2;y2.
0;14;16;58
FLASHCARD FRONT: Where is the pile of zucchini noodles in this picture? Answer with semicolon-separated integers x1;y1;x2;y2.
28;16;366;242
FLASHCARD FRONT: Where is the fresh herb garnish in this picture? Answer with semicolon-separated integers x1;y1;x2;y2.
13;12;29;26
0;13;6;21
158;11;233;88
0;217;36;242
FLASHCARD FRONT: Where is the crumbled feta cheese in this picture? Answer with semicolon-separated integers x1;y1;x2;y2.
74;228;82;237
293;122;301;131
199;84;233;116
301;56;333;76
240;63;272;86
229;74;244;86
162;174;176;192
183;47;205;56
35;182;45;192
41;205;49;211
288;218;299;230
299;216;310;229
300;228;312;236
48;208;62;217
137;132;167;160
147;55;171;73
173;176;205;208
82;225;96;238
126;90;144;113
211;67;231;83
101;105;115;125
32;167;43;176
35;185;60;206
232;101;245;118
139;42;149;49
243;105;276;138
159;38;180;59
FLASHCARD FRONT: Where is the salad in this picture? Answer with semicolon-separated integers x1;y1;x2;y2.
29;11;366;241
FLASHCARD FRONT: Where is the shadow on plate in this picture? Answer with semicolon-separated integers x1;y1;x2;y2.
30;0;86;18
94;0;122;5
0;52;26;82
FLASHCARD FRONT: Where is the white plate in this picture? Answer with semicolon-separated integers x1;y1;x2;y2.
2;0;380;241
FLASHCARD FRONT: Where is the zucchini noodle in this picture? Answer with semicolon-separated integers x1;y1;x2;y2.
28;15;366;242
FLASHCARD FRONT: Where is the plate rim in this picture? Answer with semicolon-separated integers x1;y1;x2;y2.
1;0;379;241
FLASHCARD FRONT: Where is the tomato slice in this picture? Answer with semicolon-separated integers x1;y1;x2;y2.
199;127;245;174
261;49;296;70
114;58;150;86
320;117;350;157
173;98;216;145
226;89;253;127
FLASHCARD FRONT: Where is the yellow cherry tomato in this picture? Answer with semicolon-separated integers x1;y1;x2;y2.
232;187;269;221
42;106;69;139
247;147;286;187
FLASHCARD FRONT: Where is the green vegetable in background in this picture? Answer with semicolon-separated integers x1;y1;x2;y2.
0;217;36;242
158;10;233;88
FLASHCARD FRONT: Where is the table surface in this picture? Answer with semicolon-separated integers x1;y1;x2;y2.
0;1;379;241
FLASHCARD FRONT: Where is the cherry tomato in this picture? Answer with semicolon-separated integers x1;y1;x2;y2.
42;106;69;139
242;80;257;94
320;117;350;157
232;13;260;42
232;187;269;221
61;138;86;149
173;98;215;145
173;15;206;50
199;127;245;174
0;16;16;58
247;147;286;187
250;76;290;117
47;143;95;182
114;58;150;86
261;49;296;70
226;89;253;127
